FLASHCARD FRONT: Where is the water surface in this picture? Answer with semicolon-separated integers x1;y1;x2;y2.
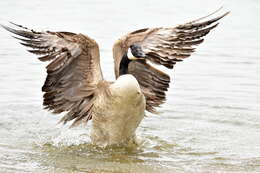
0;0;260;172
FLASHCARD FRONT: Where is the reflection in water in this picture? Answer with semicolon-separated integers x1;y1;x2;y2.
1;0;260;172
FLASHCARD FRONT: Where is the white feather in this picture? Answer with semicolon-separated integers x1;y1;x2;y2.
146;59;172;74
127;48;134;58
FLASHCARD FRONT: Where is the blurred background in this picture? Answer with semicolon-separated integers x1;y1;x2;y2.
0;0;259;172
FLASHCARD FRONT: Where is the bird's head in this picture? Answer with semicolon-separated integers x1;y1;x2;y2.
118;44;146;76
127;44;146;60
113;39;146;78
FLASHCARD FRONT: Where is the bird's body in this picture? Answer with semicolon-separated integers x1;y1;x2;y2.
91;75;145;146
1;9;229;146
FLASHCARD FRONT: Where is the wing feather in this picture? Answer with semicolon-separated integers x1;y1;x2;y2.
128;60;170;113
118;10;229;113
2;23;103;127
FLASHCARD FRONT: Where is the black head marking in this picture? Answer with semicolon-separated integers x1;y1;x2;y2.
129;44;146;58
119;53;130;76
119;44;146;76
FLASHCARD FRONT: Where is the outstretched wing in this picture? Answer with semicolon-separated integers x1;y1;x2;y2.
119;10;229;113
1;23;103;127
128;60;170;113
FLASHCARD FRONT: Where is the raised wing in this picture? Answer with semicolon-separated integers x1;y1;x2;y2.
1;23;103;127
118;10;229;113
128;60;170;113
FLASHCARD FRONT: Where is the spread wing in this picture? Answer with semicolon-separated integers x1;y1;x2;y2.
128;60;170;113
1;23;103;127
120;11;229;113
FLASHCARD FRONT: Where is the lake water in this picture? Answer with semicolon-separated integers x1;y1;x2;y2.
0;0;259;172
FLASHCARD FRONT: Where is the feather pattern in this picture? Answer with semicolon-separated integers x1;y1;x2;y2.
128;60;170;113
1;23;103;126
116;11;229;113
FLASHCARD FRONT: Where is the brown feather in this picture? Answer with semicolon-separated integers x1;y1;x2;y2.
128;61;170;113
2;23;104;127
116;10;229;112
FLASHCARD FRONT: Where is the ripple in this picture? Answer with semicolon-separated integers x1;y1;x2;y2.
1;0;260;172
211;105;250;111
207;118;260;129
30;135;173;173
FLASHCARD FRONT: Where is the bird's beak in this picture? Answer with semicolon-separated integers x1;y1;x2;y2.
128;56;144;60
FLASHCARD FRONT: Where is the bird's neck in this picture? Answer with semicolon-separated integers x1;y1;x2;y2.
119;53;131;76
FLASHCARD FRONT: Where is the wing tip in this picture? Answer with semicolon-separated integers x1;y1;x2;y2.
176;7;230;30
191;6;230;24
1;22;41;40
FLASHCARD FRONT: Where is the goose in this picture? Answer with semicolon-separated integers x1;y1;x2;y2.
1;10;229;146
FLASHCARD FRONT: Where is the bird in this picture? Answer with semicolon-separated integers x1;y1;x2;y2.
1;9;229;147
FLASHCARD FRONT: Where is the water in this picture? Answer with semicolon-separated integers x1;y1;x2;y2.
0;0;260;172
